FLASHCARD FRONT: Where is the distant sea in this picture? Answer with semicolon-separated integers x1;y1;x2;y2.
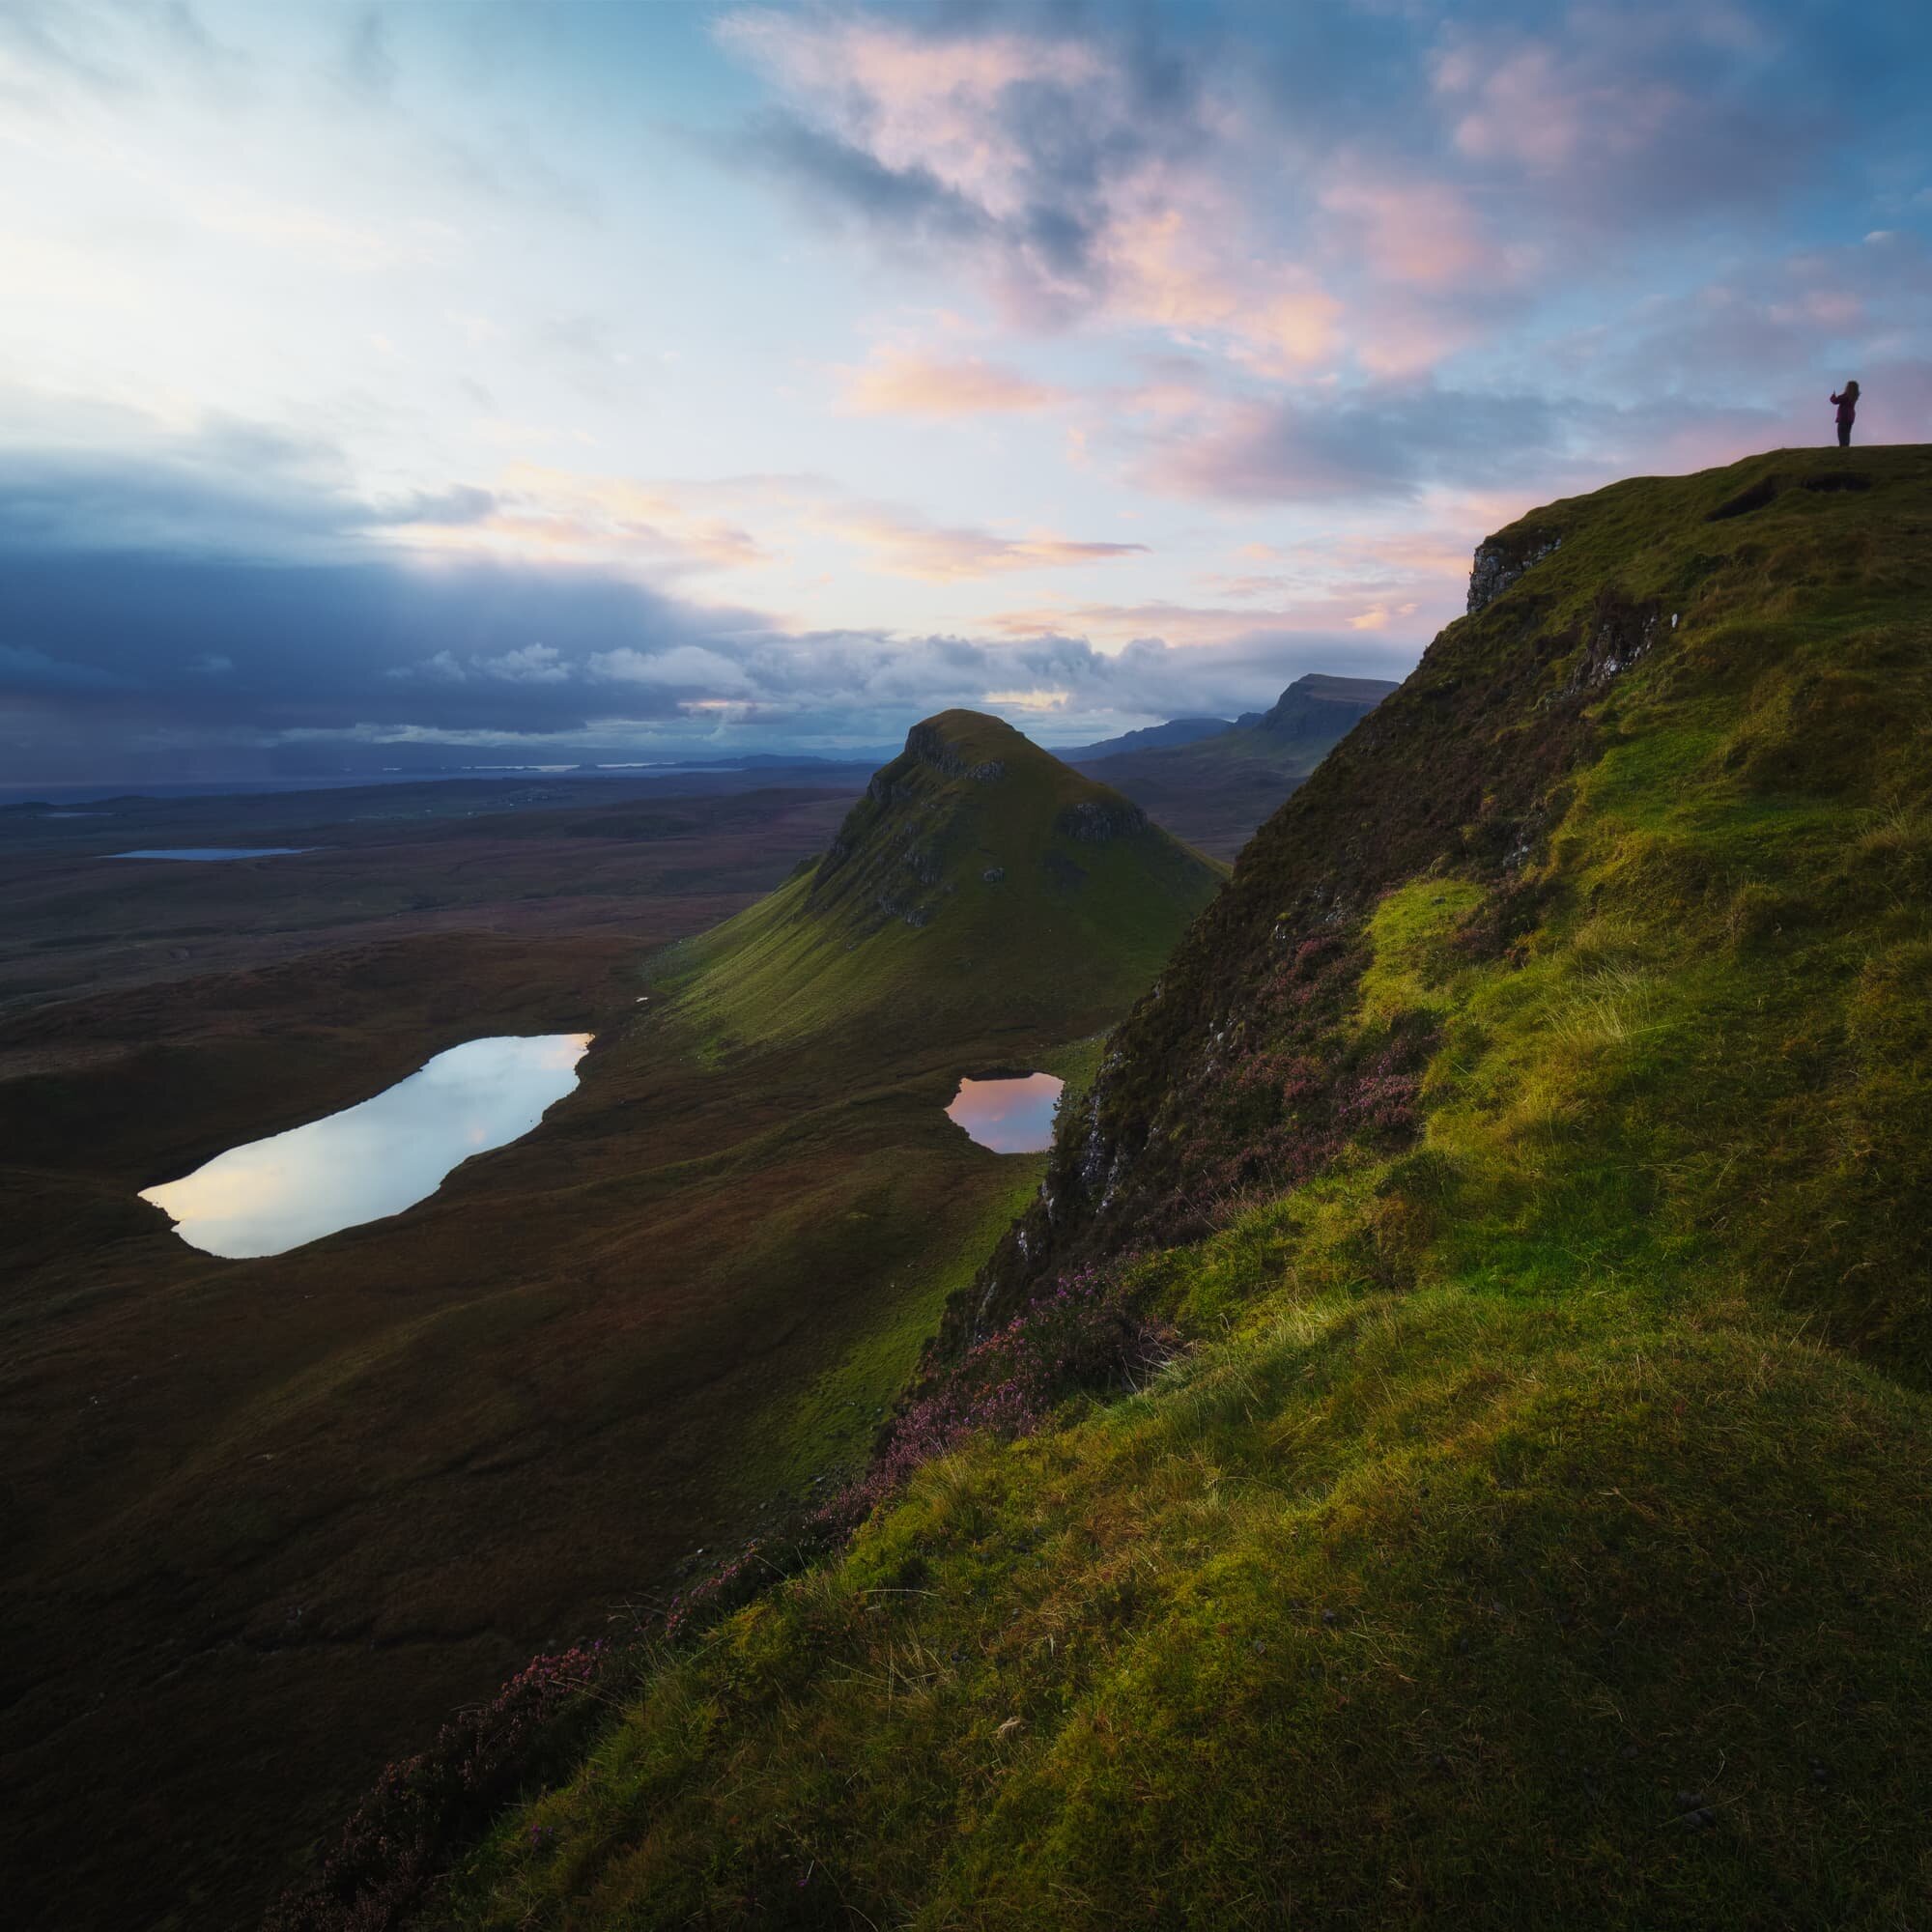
0;767;731;809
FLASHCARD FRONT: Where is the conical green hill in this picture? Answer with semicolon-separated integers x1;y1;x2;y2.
665;710;1223;1051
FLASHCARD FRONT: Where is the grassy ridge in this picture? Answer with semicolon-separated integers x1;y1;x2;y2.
440;445;1932;1927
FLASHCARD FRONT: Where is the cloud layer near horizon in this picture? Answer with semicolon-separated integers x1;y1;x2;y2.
3;0;1929;780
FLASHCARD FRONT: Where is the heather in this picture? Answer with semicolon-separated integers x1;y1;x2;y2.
429;445;1932;1927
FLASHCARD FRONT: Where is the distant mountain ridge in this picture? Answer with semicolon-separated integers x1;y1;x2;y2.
1236;670;1401;740
1047;717;1236;762
1069;670;1401;858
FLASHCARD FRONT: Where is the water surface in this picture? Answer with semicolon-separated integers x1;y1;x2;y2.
946;1072;1065;1153
142;1034;592;1258
105;846;315;861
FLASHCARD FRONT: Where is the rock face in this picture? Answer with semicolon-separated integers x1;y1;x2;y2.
1466;528;1562;614
901;719;1007;783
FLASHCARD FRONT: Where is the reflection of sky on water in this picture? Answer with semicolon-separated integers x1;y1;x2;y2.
142;1034;592;1259
946;1073;1064;1154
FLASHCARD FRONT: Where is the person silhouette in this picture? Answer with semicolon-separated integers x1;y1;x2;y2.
1831;381;1861;448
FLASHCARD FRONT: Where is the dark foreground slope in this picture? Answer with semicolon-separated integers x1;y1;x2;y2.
442;446;1932;1930
1077;671;1399;856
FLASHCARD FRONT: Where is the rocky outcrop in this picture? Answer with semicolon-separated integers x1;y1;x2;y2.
1467;528;1561;614
903;720;1006;782
1570;587;1661;692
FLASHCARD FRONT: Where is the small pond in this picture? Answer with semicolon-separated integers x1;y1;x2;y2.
141;1034;593;1258
104;847;315;861
946;1072;1064;1154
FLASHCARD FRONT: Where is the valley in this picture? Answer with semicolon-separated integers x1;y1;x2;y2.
0;724;1218;1929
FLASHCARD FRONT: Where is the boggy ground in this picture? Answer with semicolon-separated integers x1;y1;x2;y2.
0;774;865;1017
0;764;1182;1930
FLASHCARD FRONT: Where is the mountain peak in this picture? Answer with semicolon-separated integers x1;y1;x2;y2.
1253;671;1402;741
674;709;1223;1048
811;709;1166;934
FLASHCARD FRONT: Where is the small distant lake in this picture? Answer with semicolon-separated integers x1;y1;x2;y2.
104;847;315;861
141;1034;593;1258
946;1072;1065;1153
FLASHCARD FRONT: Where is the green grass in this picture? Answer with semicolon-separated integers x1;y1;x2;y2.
715;1037;1116;1505
437;446;1932;1929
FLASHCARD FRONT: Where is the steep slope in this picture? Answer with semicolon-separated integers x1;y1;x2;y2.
663;710;1223;1056
433;446;1932;1930
1078;671;1399;857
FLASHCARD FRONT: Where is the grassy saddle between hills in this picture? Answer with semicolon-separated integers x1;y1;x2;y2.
436;445;1932;1929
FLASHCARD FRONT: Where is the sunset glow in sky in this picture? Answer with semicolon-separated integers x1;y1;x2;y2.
5;0;1931;780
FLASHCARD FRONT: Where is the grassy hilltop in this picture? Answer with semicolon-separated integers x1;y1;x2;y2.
433;444;1932;1930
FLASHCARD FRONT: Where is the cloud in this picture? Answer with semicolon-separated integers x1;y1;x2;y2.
813;503;1151;582
711;1;1932;409
0;640;133;694
0;441;1418;779
716;4;1229;331
587;643;759;696
837;346;1066;417
405;463;773;574
1428;15;1819;220
735;112;992;250
1134;382;1568;504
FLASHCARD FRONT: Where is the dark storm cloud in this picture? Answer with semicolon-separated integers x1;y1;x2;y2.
0;544;772;739
0;444;1420;778
0;436;503;562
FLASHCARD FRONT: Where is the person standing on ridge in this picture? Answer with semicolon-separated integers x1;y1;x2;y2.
1831;380;1861;447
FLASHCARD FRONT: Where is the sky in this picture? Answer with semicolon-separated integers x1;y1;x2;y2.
4;0;1930;782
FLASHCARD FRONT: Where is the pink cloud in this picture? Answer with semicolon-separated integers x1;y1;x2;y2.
399;463;771;573
817;507;1151;582
718;9;1102;221
987;587;1439;650
837;347;1066;418
1321;168;1501;289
